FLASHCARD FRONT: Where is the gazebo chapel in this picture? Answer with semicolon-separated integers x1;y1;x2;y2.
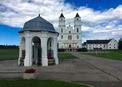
18;14;59;66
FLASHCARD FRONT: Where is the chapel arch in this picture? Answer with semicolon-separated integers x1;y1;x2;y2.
21;37;26;58
32;36;41;66
47;37;54;59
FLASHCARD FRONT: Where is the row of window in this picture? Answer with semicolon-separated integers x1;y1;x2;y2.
109;44;116;46
89;44;105;47
61;28;80;33
61;35;79;40
109;47;116;49
89;44;116;46
89;47;117;49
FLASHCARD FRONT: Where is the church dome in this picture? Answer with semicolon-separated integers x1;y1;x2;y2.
21;14;57;33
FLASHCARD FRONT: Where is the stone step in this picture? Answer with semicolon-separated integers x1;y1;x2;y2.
48;59;55;65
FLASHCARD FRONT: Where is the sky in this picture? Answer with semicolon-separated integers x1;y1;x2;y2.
0;0;122;45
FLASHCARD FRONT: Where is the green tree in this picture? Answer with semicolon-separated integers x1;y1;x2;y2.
118;38;122;50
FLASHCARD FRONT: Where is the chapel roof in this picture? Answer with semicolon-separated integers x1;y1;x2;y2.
19;14;57;33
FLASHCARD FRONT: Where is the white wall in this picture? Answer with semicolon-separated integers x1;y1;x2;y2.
107;39;118;49
87;44;107;50
86;39;118;50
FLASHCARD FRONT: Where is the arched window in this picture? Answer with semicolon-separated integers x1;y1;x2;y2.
61;18;63;21
68;35;72;40
77;28;79;33
61;28;63;33
77;35;79;39
69;31;71;33
61;35;63;39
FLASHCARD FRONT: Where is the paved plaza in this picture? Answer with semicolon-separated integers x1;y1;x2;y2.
0;52;122;87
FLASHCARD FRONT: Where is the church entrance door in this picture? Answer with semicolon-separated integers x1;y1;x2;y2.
69;44;71;48
69;44;72;51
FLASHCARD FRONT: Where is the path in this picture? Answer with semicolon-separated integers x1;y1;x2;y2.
70;52;122;87
0;53;122;87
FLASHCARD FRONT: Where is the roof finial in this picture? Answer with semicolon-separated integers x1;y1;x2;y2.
39;14;40;17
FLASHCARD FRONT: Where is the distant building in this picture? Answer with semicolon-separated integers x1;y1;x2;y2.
86;38;118;50
58;13;82;51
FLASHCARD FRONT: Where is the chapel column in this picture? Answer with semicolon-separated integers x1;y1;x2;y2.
53;38;59;65
41;37;48;66
18;37;22;65
24;36;32;66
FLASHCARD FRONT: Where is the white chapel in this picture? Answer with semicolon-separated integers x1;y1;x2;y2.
58;13;82;51
18;14;59;66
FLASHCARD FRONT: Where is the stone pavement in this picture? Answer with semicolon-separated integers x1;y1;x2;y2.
70;52;122;87
0;52;122;87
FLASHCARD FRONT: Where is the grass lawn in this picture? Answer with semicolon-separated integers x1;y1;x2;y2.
0;49;77;61
0;49;18;61
83;50;122;61
0;80;88;87
58;53;77;59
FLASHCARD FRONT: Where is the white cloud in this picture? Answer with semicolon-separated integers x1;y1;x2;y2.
0;0;122;42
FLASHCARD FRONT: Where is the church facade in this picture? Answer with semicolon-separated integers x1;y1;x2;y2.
58;13;82;50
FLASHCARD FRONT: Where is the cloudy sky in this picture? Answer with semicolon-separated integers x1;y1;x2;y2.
0;0;122;45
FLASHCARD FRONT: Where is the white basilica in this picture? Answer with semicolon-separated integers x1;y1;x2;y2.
58;13;82;50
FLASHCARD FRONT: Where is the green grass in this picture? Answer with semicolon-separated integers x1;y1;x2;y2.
83;50;122;61
58;53;77;59
0;49;77;61
0;49;18;61
0;80;88;87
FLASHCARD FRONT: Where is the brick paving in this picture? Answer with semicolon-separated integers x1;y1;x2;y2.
0;52;122;87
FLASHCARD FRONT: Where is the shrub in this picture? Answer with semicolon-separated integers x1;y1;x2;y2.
58;49;66;52
77;48;88;52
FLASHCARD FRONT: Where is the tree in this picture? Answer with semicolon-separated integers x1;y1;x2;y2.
118;38;122;50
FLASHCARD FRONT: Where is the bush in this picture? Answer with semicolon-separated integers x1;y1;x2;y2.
77;48;88;52
58;49;66;52
0;45;18;49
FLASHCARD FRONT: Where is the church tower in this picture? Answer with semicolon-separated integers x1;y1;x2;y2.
74;13;82;48
58;13;65;48
74;13;81;33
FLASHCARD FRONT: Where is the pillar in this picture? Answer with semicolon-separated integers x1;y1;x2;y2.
53;38;59;65
24;37;32;66
18;38;22;65
34;44;38;64
41;37;48;66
